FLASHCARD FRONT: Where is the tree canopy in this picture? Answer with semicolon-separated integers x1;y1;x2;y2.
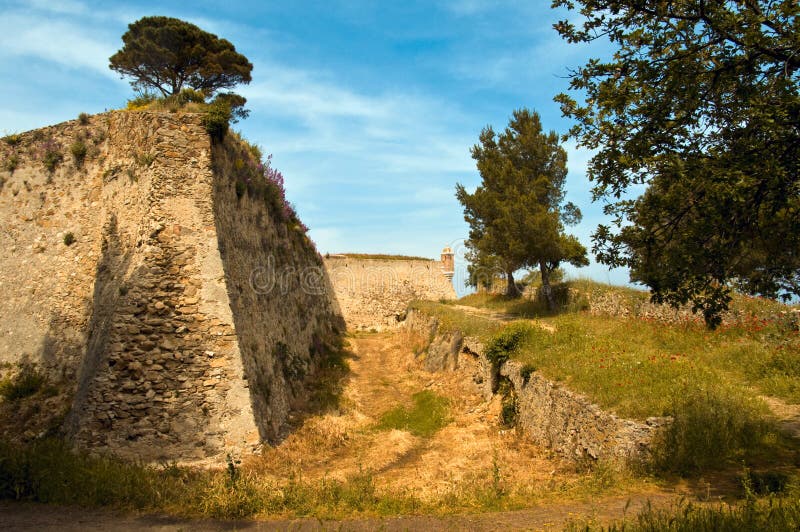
456;109;588;306
554;0;800;327
109;16;253;97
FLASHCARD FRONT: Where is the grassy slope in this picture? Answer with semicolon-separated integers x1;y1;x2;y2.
432;283;800;420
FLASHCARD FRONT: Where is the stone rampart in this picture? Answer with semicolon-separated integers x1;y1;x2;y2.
324;256;456;330
0;111;343;463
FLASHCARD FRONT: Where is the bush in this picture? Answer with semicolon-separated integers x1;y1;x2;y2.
63;232;76;246
485;322;534;365
41;140;63;173
70;140;87;167
126;92;158;110
0;364;46;401
652;386;771;474
77;112;90;125
2;133;22;146
4;155;19;174
202;101;232;140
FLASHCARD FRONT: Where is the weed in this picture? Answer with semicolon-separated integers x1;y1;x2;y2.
101;165;121;182
497;378;518;428
0;364;46;401
225;454;241;486
63;232;76;246
485;322;535;365
135;152;155;167
740;467;790;496
520;363;536;384
580;495;800;531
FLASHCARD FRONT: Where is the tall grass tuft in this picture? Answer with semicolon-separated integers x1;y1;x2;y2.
652;386;772;474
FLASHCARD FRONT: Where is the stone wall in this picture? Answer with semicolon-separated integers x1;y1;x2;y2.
402;309;668;463
323;255;456;330
0;111;343;463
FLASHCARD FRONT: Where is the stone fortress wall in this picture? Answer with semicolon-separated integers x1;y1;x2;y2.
323;254;457;330
0;111;343;463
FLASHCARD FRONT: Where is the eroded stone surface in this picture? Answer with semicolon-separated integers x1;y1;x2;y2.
0;111;343;463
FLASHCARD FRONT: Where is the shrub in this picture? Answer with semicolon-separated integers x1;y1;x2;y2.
126;92;158;110
2;133;22;146
4;155;19;174
70;140;87;167
652;386;771;474
77;112;90;125
63;232;76;246
485;322;534;365
0;364;46;401
40;139;63;173
202;100;232;140
174;87;205;105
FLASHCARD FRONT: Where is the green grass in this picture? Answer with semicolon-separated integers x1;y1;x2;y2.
377;390;450;437
503;313;798;418
0;436;634;519
411;281;800;474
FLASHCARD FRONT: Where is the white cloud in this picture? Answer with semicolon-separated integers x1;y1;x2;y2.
241;61;476;177
0;13;117;77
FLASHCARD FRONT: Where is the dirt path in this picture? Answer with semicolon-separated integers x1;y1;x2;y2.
760;395;800;439
254;332;568;495
449;304;556;332
0;494;676;531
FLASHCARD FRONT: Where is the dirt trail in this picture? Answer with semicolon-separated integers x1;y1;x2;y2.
255;332;566;495
760;395;800;440
0;494;676;531
449;304;556;332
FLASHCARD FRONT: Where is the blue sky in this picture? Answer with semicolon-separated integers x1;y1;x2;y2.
0;0;631;290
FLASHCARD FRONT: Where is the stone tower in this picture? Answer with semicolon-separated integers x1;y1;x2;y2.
440;246;455;282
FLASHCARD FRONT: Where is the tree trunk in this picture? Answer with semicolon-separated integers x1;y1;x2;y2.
505;269;522;298
540;261;555;311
